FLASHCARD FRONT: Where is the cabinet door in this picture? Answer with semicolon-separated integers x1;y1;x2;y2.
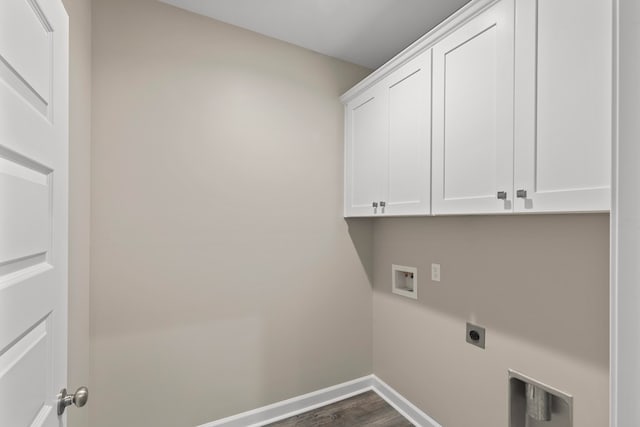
514;0;611;213
384;53;432;216
344;87;387;217
432;0;515;215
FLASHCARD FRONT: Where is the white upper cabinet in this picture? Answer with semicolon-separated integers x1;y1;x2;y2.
513;0;612;213
431;0;515;215
342;0;612;217
345;87;387;217
344;54;432;217
385;53;432;216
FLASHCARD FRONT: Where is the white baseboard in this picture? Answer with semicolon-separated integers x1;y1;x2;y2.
197;374;442;427
371;375;441;427
196;376;374;427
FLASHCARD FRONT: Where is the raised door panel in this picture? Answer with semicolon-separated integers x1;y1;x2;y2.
514;0;611;212
432;0;515;215
385;53;432;216
0;0;52;117
344;87;387;217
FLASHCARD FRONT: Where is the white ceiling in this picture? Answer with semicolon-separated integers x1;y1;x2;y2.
159;0;471;69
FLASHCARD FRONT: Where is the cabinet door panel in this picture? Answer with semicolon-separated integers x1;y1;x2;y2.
514;0;611;212
344;89;387;217
386;53;432;216
432;0;514;215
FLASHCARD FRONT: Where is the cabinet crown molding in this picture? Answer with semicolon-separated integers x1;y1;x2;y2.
340;0;501;104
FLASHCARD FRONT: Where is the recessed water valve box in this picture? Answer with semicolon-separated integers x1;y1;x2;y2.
508;369;573;427
392;265;417;299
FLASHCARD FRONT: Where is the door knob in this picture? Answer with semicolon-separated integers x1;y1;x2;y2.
57;386;89;415
516;189;527;198
497;191;507;200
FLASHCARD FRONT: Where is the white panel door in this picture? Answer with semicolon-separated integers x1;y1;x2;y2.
0;0;69;426
514;0;611;213
344;86;387;217
384;52;432;216
432;0;515;215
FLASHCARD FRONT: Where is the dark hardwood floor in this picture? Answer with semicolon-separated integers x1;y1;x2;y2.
264;391;414;427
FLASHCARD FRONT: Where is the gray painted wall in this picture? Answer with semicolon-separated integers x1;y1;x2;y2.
90;1;373;426
372;215;609;427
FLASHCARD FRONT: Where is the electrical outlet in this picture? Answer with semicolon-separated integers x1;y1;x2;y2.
431;263;441;282
466;323;486;349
